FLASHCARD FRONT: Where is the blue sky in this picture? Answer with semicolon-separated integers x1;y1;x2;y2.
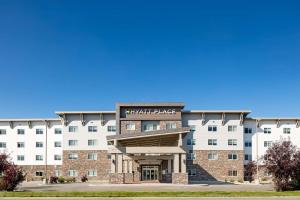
0;0;299;118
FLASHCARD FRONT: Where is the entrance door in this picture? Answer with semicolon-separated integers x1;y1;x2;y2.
142;166;159;181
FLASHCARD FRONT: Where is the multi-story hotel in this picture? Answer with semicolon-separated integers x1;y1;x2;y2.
0;103;299;184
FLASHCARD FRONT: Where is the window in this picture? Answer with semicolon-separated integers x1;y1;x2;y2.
107;155;111;160
17;155;25;161
264;154;270;161
187;150;196;160
283;128;291;134
264;170;272;177
245;141;252;147
55;170;61;177
244;127;252;134
68;153;78;160
54;155;62;160
68;140;78;146
88;139;97;146
36;155;43;161
35;171;43;177
88;126;98;132
208;125;217;132
188;168;196;176
208;152;218;160
17;129;25;135
87;170;97;177
36;129;43;134
107;126;116;132
228;152;238;160
264;141;272;147
126;122;136;131
187;139;196;146
189;125;196;131
208;139;217;146
245;154;252;161
87;153;97;160
0;129;6;135
69;126;78;133
264;128;271;134
142;121;160;132
68;170;78;177
228;125;237;132
55;128;62;134
54;141;62;147
228;170;238;177
166;122;177;129
17;142;25;148
0;142;6;148
36;142;43;148
228;139;237;146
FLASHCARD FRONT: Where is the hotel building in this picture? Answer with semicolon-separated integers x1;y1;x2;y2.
0;102;299;184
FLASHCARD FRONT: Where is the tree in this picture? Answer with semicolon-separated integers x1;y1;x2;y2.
264;140;296;191
0;153;25;191
244;161;256;183
291;150;300;189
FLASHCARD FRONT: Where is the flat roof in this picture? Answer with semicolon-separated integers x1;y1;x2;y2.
246;117;300;121
182;110;252;114
55;111;116;115
0;118;60;122
116;102;185;107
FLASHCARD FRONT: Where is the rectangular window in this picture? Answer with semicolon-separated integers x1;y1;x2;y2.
264;128;271;134
208;152;218;160
187;168;196;176
208;125;217;132
283;128;291;134
264;154;270;161
54;155;62;160
36;142;43;148
0;142;6;148
17;155;25;161
126;122;136;131
68;140;78;146
245;141;252;147
87;170;97;177
166;122;177;129
264;141;272;147
189;125;196;131
0;129;6;135
228;152;238;160
245;154;252;161
187;139;196;146
54;170;61;177
36;155;43;161
68;153;78;160
187;150;196;160
17;142;25;148
244;127;252;134
69;126;78;132
54;141;62;147
142;121;160;132
55;128;62;134
228;170;238;177
36;129;43;134
88;126;98;132
17;129;25;135
35;171;43;177
208;139;217;146
88;139;97;146
228;139;237;146
228;125;237;132
107;125;116;132
68;170;78;177
87;153;97;160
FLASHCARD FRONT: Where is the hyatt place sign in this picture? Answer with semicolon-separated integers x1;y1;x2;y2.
125;109;176;115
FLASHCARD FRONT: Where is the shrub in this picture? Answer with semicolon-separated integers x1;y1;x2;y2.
49;176;58;184
81;175;88;183
230;179;235;183
238;179;244;183
65;177;76;183
57;176;65;184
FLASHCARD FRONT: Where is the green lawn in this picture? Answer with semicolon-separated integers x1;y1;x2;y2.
0;191;300;197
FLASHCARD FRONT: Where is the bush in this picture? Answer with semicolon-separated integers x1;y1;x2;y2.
65;177;76;183
49;176;58;184
238;179;244;183
57;176;65;184
230;179;235;183
81;175;88;183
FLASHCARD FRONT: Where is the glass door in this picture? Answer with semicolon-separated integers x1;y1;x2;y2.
142;166;159;181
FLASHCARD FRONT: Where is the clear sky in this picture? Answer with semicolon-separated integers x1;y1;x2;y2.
0;0;299;118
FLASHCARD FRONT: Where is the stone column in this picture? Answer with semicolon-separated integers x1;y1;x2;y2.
168;159;172;173
181;153;186;173
128;160;133;173
111;154;116;173
117;154;123;173
173;154;179;173
123;160;128;173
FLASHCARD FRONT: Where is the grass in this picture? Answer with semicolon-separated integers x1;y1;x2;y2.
0;191;300;197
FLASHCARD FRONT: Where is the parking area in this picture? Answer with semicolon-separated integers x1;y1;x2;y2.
17;181;274;192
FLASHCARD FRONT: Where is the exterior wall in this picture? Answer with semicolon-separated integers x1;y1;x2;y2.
20;165;62;181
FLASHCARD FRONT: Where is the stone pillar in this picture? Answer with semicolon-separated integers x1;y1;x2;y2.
123;160;128;173
128;160;133;173
173;154;179;173
168;159;172;174
181;153;186;173
111;154;116;173
117;154;123;173
178;134;182;146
